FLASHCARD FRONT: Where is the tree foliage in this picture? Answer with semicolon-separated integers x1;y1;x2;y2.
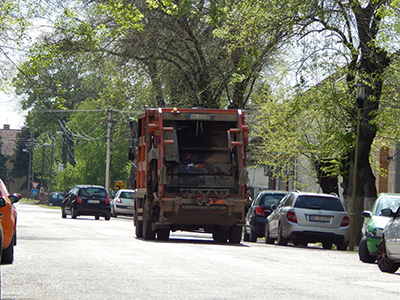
31;0;296;109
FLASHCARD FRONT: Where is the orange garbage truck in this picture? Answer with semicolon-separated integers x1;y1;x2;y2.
129;108;250;243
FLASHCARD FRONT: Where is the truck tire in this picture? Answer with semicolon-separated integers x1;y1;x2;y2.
135;222;143;238
228;225;242;244
213;227;228;243
157;229;170;241
143;202;156;240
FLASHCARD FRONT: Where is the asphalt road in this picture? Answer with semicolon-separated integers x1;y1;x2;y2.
1;203;400;300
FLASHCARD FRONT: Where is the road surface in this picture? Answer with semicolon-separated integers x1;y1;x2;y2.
1;203;399;299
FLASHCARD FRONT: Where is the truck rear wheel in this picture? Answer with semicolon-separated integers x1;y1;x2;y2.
213;227;228;243
228;225;242;244
143;202;156;240
157;229;170;241
135;222;143;238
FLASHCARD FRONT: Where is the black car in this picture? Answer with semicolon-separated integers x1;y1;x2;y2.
46;192;64;206
243;190;288;242
61;185;111;220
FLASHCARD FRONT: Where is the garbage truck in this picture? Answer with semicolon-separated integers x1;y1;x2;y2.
129;107;250;243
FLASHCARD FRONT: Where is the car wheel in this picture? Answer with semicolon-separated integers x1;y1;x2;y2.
228;225;242;244
1;237;14;264
157;229;170;241
243;228;250;242
277;224;288;246
336;241;348;251
71;207;77;219
264;223;275;244
359;236;376;263
377;240;400;273
105;214;111;221
111;206;117;218
322;242;333;250
249;227;257;243
95;215;100;220
61;207;66;218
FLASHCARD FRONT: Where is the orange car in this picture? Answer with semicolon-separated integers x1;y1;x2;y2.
0;179;21;264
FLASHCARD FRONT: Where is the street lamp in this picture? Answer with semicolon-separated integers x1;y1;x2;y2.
349;83;365;251
39;143;51;193
22;148;32;198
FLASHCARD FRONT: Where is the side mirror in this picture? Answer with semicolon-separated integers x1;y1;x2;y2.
0;197;6;207
381;208;395;217
361;211;372;218
9;193;22;204
270;204;277;211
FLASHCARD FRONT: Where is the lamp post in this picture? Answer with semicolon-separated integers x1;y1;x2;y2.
40;143;51;194
349;83;365;251
22;148;32;198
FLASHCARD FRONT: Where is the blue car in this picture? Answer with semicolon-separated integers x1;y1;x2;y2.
47;192;64;206
243;190;287;242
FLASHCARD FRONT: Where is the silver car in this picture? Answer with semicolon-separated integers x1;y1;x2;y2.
376;207;400;273
111;189;135;217
265;191;350;250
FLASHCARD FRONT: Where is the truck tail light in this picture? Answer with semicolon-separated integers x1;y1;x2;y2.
340;216;349;227
255;206;265;217
286;211;297;223
76;195;82;204
105;196;110;205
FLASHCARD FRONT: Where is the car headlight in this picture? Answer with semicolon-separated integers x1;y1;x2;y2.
372;228;384;238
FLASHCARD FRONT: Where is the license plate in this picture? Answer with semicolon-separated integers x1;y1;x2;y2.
87;200;100;204
189;114;214;120
309;215;331;222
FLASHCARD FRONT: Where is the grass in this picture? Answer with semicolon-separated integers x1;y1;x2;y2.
19;197;60;209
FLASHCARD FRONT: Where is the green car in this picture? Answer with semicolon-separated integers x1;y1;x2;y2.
359;193;400;263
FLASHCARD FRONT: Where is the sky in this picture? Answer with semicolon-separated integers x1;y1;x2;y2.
0;92;27;130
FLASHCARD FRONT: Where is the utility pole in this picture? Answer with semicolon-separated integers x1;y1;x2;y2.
105;109;112;193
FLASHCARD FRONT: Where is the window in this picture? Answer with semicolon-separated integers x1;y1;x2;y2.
260;194;287;207
294;196;344;212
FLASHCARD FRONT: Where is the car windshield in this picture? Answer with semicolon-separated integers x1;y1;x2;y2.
120;192;134;199
80;188;106;197
294;196;345;212
374;196;400;215
260;194;286;207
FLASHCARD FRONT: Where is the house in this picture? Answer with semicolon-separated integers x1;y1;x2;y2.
0;124;25;194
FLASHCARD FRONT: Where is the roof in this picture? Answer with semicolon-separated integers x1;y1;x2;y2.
0;125;19;156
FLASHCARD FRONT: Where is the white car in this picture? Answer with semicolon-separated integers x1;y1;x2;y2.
377;207;400;273
265;191;350;250
111;189;135;217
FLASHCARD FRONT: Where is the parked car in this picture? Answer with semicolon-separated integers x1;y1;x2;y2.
243;190;288;242
61;185;111;220
46;192;64;206
264;191;350;250
0;179;21;264
376;207;400;273
359;193;400;263
111;189;135;217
